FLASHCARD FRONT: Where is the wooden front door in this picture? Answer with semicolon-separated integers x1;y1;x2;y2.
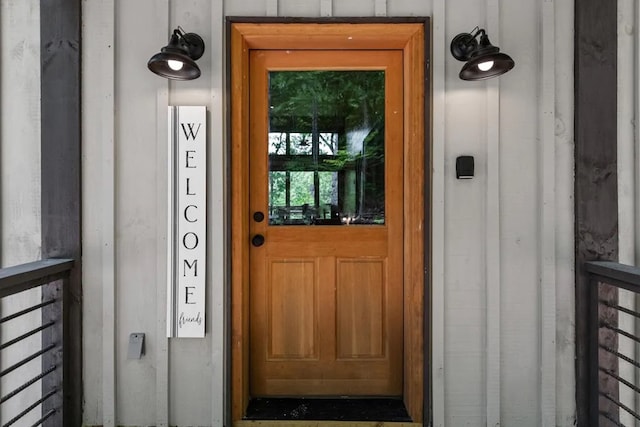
248;49;404;396
231;21;426;422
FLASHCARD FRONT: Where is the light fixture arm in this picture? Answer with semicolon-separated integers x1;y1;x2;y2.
468;26;484;40
172;26;205;61
450;27;486;62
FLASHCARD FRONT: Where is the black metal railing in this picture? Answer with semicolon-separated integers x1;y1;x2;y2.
585;261;640;426
0;259;73;427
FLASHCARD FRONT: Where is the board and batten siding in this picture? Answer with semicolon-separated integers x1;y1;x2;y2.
0;1;43;426
80;0;574;426
616;1;640;425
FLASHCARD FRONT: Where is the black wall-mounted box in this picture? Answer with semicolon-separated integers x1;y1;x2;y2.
456;155;474;179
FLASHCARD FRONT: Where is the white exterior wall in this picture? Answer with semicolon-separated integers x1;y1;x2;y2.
0;2;41;263
618;1;640;425
80;0;576;426
0;1;42;426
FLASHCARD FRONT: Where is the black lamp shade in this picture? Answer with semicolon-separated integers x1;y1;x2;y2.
148;30;205;81
148;52;201;80
459;52;514;81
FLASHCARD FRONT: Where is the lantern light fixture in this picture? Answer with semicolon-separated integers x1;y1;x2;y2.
148;27;205;80
450;27;514;81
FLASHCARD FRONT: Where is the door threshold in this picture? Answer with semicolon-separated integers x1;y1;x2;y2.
243;398;412;423
235;421;422;427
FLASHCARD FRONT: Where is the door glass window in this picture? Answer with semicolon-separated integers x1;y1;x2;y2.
268;70;385;225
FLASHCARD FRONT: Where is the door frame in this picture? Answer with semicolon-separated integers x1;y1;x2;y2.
228;18;430;424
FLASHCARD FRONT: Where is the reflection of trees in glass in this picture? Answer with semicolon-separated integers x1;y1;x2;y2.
269;71;384;129
268;70;385;225
270;172;334;206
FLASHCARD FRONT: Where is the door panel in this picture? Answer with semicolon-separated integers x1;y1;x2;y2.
336;259;386;358
267;259;318;359
249;49;404;397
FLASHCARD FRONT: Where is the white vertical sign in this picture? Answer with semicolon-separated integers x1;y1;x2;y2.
168;106;207;338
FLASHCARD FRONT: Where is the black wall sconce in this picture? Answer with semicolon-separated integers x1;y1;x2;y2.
148;27;205;80
450;27;514;81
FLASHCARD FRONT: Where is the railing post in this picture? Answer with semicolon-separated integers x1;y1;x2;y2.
600;281;621;424
42;278;64;426
587;276;600;423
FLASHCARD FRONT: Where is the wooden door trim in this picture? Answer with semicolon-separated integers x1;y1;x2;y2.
230;20;427;423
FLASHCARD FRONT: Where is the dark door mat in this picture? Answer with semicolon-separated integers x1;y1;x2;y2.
244;397;412;422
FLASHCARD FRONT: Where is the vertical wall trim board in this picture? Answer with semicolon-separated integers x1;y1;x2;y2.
616;1;637;424
552;0;576;423
539;0;557;425
485;0;502;425
266;0;278;17
374;0;387;17
431;1;446;426
225;17;235;427
484;85;502;426
155;3;170;425
99;1;116;425
619;0;636;266
635;0;640;268
83;0;115;424
634;1;640;415
320;0;332;17
211;1;226;424
574;0;618;424
156;95;170;427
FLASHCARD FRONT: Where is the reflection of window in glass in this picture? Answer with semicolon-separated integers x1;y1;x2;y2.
269;132;338;155
268;70;385;226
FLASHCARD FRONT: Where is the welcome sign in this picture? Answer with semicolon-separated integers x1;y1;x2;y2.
168;106;206;338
